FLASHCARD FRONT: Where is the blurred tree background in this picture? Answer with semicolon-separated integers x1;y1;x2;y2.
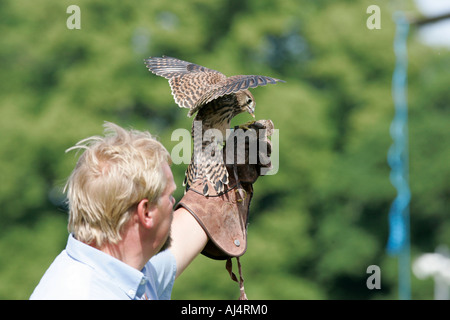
0;0;448;299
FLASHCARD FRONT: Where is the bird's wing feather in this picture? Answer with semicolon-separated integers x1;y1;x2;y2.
193;75;285;109
144;56;227;112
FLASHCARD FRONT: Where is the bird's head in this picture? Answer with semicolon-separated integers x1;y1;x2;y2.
236;90;255;118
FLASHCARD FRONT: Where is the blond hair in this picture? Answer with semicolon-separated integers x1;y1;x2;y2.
64;122;171;247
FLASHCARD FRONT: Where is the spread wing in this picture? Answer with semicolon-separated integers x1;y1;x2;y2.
144;56;227;114
193;75;285;111
145;56;285;117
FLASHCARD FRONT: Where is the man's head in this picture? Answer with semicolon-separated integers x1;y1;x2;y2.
65;122;173;248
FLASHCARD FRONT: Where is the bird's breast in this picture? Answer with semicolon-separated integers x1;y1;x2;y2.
192;98;238;140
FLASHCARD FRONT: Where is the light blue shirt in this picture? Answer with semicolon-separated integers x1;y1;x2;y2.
30;234;177;300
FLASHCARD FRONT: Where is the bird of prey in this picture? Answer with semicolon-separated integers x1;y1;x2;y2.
144;56;283;196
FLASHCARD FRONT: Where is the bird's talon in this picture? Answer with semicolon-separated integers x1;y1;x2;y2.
238;120;256;131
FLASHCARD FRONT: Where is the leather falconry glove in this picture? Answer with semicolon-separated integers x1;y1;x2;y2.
175;119;274;300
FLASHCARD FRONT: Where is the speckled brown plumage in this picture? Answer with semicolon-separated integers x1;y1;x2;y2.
144;56;283;196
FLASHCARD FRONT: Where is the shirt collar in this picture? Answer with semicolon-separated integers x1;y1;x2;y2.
66;234;148;299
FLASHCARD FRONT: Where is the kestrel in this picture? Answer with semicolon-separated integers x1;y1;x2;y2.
144;56;283;196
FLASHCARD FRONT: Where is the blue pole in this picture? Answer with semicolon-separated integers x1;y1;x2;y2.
387;12;411;300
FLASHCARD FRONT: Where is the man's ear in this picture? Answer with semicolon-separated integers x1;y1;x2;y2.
136;199;156;229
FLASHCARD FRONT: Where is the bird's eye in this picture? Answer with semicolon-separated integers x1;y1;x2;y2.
246;98;253;105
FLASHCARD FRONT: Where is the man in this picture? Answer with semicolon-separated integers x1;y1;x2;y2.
30;122;209;299
30;120;271;299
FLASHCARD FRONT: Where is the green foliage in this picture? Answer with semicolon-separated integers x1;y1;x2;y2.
0;0;449;299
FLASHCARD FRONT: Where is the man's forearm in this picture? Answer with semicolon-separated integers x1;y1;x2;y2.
169;207;208;278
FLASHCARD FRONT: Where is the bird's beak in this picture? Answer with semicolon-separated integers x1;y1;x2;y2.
247;106;255;118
